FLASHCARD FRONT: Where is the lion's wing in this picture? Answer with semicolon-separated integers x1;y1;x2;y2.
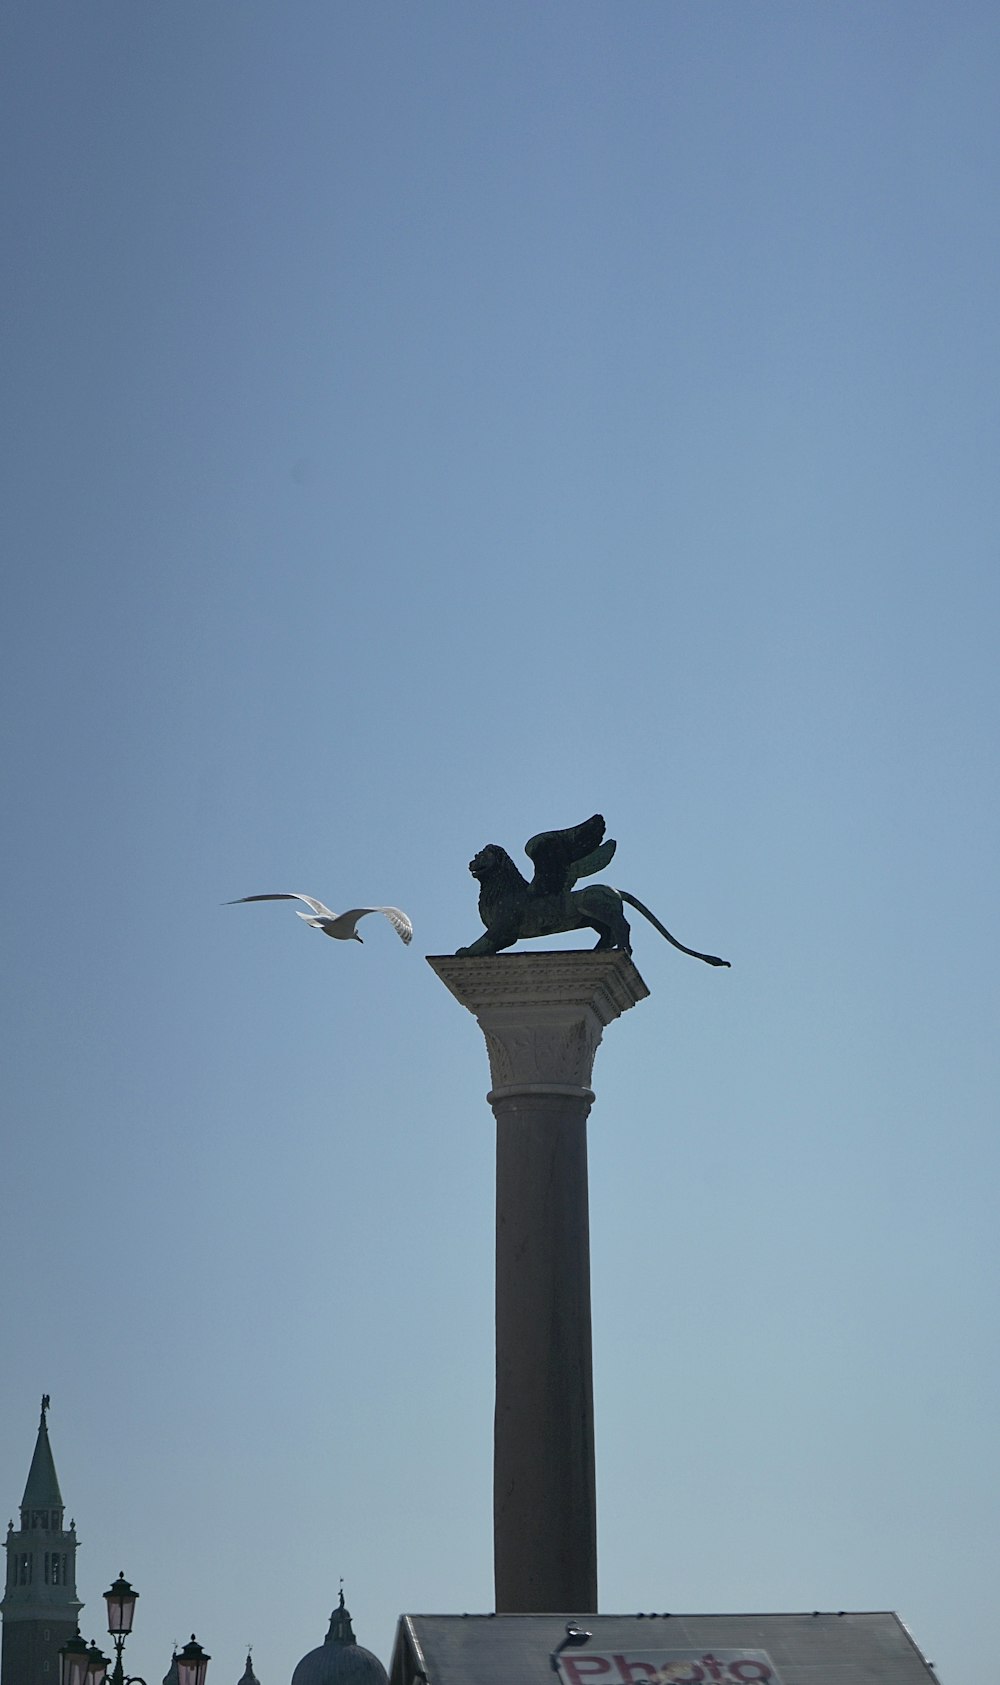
564;838;617;886
524;814;614;896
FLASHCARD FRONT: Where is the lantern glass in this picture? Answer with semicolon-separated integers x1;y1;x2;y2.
60;1633;91;1685
176;1636;210;1685
105;1574;138;1637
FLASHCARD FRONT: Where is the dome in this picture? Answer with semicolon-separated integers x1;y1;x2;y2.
290;1594;387;1685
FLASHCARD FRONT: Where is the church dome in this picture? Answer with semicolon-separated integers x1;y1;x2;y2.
290;1594;387;1685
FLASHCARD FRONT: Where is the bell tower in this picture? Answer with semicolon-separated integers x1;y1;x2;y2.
2;1397;83;1685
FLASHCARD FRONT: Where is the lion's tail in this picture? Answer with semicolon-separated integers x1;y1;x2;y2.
617;891;731;968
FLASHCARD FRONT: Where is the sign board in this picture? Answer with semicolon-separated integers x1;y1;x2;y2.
555;1651;782;1685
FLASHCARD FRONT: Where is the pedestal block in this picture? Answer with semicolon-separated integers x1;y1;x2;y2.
428;951;648;1615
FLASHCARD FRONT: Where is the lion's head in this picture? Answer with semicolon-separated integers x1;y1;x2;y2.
468;842;531;918
469;844;510;881
465;844;532;942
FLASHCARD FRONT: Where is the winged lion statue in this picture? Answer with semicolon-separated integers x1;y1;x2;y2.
455;814;729;966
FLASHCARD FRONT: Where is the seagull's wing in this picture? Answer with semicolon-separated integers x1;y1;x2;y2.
373;905;414;944
336;906;414;944
226;892;337;918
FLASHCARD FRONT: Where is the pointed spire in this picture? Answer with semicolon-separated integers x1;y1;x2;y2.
324;1589;356;1648
21;1392;64;1514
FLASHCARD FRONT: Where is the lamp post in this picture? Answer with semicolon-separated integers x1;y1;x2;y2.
58;1633;92;1685
58;1575;209;1685
176;1636;211;1685
105;1574;138;1685
86;1643;113;1685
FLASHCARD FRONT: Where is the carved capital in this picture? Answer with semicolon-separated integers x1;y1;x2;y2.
428;950;649;1104
480;1007;604;1099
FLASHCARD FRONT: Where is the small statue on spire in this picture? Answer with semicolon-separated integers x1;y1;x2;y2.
325;1587;356;1647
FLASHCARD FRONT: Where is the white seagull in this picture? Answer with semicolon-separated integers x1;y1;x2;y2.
226;893;413;945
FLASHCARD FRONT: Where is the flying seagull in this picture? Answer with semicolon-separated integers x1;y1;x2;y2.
226;893;413;945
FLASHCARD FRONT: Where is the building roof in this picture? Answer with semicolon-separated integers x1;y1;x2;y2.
388;1612;939;1685
20;1397;63;1512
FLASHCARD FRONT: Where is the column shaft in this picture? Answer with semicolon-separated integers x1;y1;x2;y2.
493;1091;596;1612
428;951;649;1617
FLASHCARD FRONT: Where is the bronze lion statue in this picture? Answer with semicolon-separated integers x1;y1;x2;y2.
455;814;729;966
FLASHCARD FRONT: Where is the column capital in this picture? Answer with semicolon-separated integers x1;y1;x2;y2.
428;950;649;1101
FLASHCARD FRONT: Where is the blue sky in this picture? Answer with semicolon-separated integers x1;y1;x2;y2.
2;5;998;1685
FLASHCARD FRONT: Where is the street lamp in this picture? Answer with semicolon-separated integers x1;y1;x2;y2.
59;1574;208;1685
59;1633;91;1685
105;1574;138;1643
176;1636;211;1685
99;1572;144;1685
86;1642;111;1685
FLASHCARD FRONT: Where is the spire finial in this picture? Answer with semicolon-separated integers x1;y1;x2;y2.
325;1587;355;1647
41;1394;50;1424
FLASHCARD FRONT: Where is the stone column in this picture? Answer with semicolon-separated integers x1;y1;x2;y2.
428;950;649;1615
